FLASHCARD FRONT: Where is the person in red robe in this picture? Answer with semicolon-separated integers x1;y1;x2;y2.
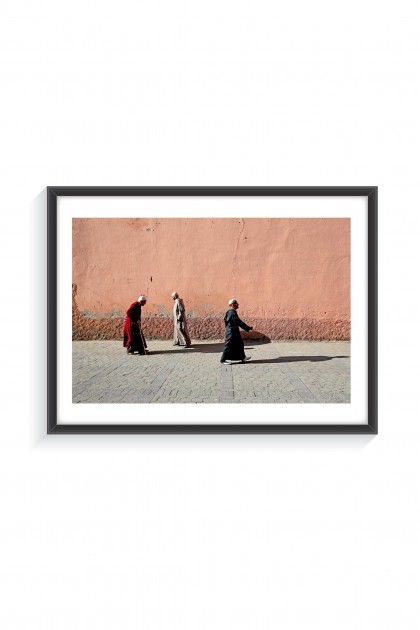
123;295;148;355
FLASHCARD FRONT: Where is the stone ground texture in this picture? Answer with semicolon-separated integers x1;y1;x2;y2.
73;340;350;404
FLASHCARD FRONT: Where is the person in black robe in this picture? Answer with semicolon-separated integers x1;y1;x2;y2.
220;299;253;364
123;295;148;355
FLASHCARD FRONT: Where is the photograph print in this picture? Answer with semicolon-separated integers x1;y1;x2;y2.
48;187;377;433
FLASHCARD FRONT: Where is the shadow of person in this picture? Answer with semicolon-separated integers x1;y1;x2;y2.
240;355;349;365
242;330;271;344
147;342;227;355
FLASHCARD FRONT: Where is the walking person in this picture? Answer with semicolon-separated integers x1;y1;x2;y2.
123;295;148;355
220;299;253;364
171;292;192;348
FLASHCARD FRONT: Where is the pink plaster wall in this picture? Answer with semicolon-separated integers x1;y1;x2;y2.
72;217;350;340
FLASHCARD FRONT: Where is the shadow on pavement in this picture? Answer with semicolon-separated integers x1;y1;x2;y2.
147;342;234;355
243;334;271;344
240;355;349;365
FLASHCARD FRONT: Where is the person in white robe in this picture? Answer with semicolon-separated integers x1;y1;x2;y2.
171;292;192;348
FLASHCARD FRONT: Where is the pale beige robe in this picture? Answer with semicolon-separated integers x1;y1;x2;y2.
173;298;191;346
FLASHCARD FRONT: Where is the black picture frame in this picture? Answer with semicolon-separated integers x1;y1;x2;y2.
48;186;378;434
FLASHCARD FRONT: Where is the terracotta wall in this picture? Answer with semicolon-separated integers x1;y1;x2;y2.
72;217;350;340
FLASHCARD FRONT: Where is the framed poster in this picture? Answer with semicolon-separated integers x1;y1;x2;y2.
48;186;377;434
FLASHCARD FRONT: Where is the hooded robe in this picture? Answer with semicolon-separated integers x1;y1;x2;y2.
173;298;191;346
123;301;147;354
220;308;251;363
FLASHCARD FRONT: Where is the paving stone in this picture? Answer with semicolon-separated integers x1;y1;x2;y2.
72;340;350;404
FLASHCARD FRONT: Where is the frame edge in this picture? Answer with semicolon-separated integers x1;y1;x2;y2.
367;187;378;434
47;188;58;434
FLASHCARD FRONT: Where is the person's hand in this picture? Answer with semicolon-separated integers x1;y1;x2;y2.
249;326;253;331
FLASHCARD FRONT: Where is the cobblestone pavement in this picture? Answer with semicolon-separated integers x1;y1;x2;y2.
73;340;350;404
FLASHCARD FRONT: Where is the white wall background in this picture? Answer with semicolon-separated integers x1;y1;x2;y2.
1;1;419;628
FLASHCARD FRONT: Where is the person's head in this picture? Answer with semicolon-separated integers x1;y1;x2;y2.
229;299;239;310
171;292;179;300
138;295;147;306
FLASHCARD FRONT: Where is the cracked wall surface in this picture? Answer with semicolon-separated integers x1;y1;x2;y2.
72;218;350;340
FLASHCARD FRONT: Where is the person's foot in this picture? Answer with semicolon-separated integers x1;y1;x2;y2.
222;360;233;364
127;351;134;355
242;356;251;362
